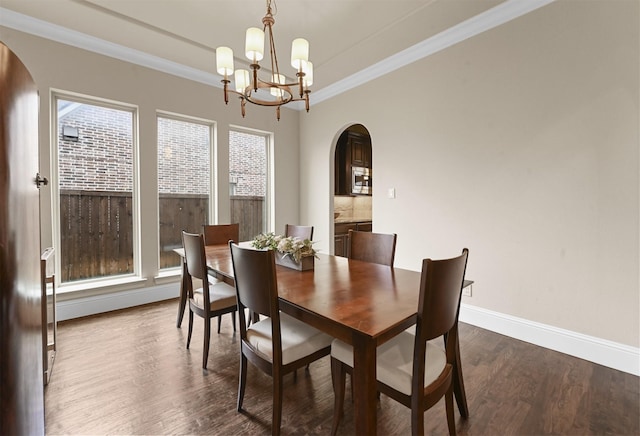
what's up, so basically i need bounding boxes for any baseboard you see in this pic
[56,288,639,376]
[460,303,640,376]
[56,283,179,322]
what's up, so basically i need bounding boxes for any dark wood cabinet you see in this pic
[334,130,372,196]
[334,234,348,257]
[334,221,372,257]
[349,133,371,168]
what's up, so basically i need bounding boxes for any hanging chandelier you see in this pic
[215,0,313,121]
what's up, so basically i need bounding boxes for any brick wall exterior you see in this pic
[229,130,266,197]
[157,117,210,194]
[58,103,133,191]
[59,103,265,197]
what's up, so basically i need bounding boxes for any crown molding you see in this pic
[1,0,555,109]
[312,0,555,104]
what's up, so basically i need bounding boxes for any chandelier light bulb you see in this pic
[245,27,265,62]
[302,61,313,87]
[270,74,285,97]
[235,69,250,93]
[216,46,234,76]
[290,38,309,70]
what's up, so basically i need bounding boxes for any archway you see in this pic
[332,124,372,256]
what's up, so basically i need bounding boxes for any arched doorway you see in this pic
[333,124,372,257]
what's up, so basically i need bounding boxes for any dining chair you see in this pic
[182,231,238,369]
[348,229,397,266]
[284,224,314,241]
[229,241,333,436]
[330,248,469,436]
[202,223,239,332]
[202,223,239,246]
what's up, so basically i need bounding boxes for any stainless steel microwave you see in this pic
[352,166,372,195]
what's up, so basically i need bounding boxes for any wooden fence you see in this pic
[60,191,264,282]
[60,190,134,282]
[230,195,265,242]
[158,193,209,269]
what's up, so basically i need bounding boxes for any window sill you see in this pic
[57,275,148,300]
[155,268,182,284]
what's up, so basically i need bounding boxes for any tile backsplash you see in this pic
[334,196,372,221]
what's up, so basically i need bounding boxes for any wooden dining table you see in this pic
[175,244,471,435]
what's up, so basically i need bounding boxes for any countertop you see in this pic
[334,218,372,224]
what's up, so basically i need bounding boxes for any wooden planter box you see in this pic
[274,251,314,271]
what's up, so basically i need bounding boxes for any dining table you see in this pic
[174,244,472,435]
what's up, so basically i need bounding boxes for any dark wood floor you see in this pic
[45,299,639,435]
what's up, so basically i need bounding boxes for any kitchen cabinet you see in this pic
[349,133,371,168]
[334,130,372,196]
[334,221,372,257]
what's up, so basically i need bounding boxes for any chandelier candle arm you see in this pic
[215,0,313,120]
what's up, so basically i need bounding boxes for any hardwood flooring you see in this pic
[45,299,639,435]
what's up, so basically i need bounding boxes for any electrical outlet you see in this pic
[462,284,472,297]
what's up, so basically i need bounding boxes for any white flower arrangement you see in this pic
[251,232,317,263]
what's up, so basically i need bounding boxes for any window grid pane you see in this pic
[158,116,211,269]
[229,130,267,241]
[57,99,134,282]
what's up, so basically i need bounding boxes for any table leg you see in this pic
[176,258,188,328]
[352,334,377,436]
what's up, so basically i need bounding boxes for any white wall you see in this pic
[1,0,637,373]
[299,1,639,348]
[0,27,301,296]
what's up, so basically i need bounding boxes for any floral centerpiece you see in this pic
[251,232,317,270]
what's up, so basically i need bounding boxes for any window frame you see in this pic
[50,89,141,292]
[228,125,274,235]
[156,110,216,272]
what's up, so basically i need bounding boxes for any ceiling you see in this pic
[0,0,553,103]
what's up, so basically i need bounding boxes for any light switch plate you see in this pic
[388,188,396,199]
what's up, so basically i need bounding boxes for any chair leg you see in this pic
[231,311,236,332]
[410,403,425,436]
[186,309,194,349]
[237,354,247,411]
[217,315,222,334]
[330,357,346,436]
[202,317,211,369]
[445,388,457,436]
[272,373,283,436]
[453,332,469,418]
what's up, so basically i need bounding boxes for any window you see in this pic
[229,129,270,241]
[157,114,213,269]
[54,94,138,283]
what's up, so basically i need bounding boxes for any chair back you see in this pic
[348,229,397,266]
[416,248,469,342]
[229,242,279,322]
[202,223,239,245]
[182,231,208,282]
[284,224,314,241]
[182,231,210,305]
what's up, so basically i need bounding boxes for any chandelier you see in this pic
[215,0,313,121]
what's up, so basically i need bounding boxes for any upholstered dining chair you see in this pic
[348,229,397,266]
[330,248,469,436]
[202,223,239,332]
[229,241,333,436]
[284,224,314,241]
[182,231,238,369]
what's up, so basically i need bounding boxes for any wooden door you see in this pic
[0,42,44,434]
